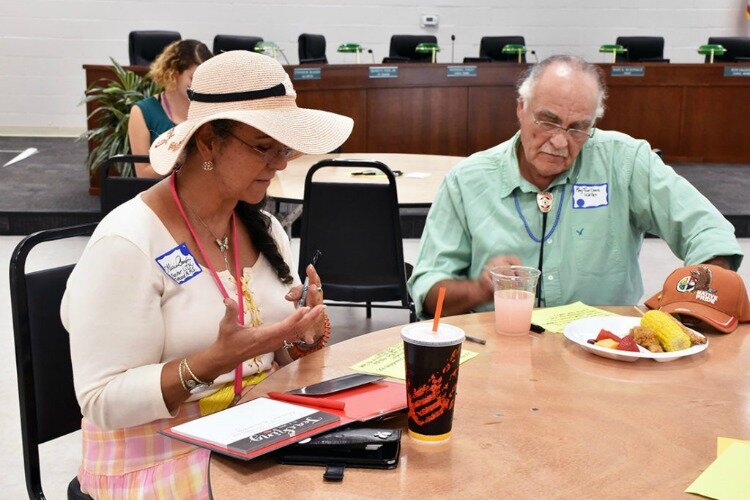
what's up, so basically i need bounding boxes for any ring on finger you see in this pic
[283,340,294,349]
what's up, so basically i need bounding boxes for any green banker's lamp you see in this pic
[698,44,726,64]
[337,43,363,63]
[415,42,441,63]
[254,41,290,65]
[501,43,527,64]
[599,44,627,64]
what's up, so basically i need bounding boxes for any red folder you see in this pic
[161,380,406,461]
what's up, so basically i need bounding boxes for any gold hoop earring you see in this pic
[202,160,214,171]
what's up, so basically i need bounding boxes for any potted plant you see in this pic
[79,58,160,177]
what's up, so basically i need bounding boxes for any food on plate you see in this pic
[630,326,664,353]
[677,321,707,346]
[594,338,620,349]
[640,310,691,352]
[595,329,622,343]
[589,332,639,352]
[616,335,639,352]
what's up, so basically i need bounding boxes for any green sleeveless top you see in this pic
[134,96,175,144]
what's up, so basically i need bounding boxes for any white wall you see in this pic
[1,0,748,135]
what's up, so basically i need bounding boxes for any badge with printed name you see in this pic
[156,243,202,284]
[572,183,608,209]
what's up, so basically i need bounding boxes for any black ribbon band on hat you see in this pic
[187,83,286,103]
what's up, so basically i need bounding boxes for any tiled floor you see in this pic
[2,235,749,499]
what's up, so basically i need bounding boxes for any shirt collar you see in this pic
[496,132,580,198]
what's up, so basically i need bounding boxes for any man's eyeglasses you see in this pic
[533,119,595,140]
[226,130,296,163]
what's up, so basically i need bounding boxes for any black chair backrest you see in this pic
[213,34,264,54]
[384,34,438,62]
[706,36,750,62]
[299,160,410,305]
[128,30,181,66]
[298,33,328,64]
[100,155,159,216]
[479,36,526,62]
[615,36,668,62]
[10,223,98,499]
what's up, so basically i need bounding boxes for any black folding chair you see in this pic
[99,154,159,216]
[128,30,181,66]
[10,223,98,500]
[298,159,416,322]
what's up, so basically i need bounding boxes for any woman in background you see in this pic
[128,39,212,178]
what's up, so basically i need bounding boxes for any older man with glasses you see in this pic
[408,54,742,319]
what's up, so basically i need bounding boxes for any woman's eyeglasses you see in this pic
[226,130,296,163]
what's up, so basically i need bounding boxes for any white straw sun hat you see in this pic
[149,50,353,175]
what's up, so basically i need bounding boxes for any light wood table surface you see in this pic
[270,153,465,207]
[208,308,750,498]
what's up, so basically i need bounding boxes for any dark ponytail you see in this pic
[235,200,293,284]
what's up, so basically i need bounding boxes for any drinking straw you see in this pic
[432,286,446,333]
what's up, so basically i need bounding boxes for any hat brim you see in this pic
[149,107,354,175]
[658,301,738,334]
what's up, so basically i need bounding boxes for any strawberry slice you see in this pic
[617,334,640,352]
[595,329,622,343]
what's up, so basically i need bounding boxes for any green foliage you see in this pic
[78,58,161,177]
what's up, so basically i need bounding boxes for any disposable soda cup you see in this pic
[401,323,465,443]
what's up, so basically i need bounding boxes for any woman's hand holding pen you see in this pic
[205,297,325,375]
[285,263,327,344]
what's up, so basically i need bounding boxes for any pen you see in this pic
[298,249,322,307]
[464,334,486,345]
[530,323,545,334]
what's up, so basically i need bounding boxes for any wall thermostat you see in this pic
[420,14,439,27]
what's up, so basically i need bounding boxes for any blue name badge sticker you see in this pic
[572,183,609,209]
[156,243,202,284]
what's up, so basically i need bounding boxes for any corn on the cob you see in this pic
[640,310,691,352]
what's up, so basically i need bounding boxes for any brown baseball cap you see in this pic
[644,264,750,333]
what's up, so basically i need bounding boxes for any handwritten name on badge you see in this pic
[572,183,609,209]
[156,243,202,284]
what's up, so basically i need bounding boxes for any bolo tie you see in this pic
[513,186,566,307]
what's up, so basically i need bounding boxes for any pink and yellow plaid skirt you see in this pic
[78,402,209,499]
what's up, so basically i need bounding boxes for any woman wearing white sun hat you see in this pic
[62,50,353,498]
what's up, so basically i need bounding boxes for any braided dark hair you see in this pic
[235,199,293,284]
[182,119,293,283]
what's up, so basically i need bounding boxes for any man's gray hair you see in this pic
[517,55,607,119]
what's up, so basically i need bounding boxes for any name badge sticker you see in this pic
[156,243,202,284]
[572,183,609,209]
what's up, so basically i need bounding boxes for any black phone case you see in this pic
[276,427,401,469]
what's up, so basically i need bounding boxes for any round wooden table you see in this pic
[270,153,465,207]
[208,308,750,498]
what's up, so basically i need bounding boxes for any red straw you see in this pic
[432,287,446,333]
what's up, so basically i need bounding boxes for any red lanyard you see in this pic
[169,173,244,397]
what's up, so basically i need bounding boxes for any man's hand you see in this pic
[702,256,733,270]
[479,255,523,297]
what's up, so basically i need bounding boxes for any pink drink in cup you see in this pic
[490,266,541,335]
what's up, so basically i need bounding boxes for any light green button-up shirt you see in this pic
[408,130,743,318]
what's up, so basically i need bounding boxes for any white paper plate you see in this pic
[562,315,708,363]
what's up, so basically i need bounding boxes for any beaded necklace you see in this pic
[513,185,566,243]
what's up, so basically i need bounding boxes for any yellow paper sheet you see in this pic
[685,441,750,499]
[530,301,618,332]
[718,436,749,456]
[350,343,478,380]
